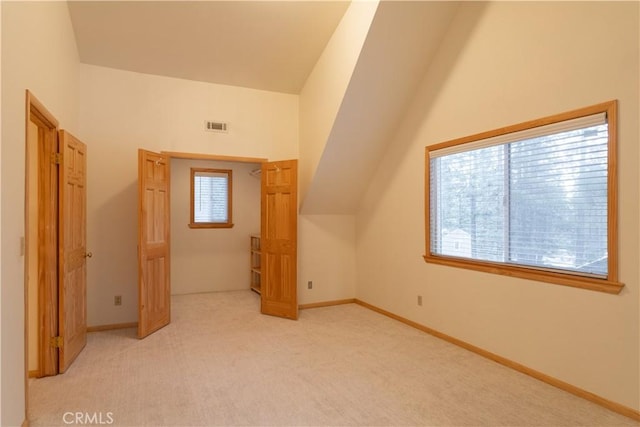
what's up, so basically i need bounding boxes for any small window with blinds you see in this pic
[425,101,623,294]
[190,168,233,229]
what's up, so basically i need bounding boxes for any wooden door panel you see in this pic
[138,150,170,338]
[265,193,292,240]
[263,253,294,298]
[261,160,298,320]
[58,130,87,373]
[36,120,59,377]
[140,257,169,332]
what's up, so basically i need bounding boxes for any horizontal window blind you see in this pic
[194,171,229,223]
[430,115,609,278]
[429,112,606,159]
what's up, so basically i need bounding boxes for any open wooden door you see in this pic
[137,149,171,338]
[31,98,60,377]
[260,159,298,319]
[57,130,88,373]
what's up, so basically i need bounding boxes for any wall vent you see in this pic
[204,121,228,133]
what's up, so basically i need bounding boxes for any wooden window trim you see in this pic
[424,100,623,294]
[189,167,233,229]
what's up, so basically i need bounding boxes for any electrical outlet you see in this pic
[114,295,122,306]
[308,281,313,290]
[417,295,422,306]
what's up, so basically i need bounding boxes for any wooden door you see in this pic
[57,130,88,373]
[137,149,171,338]
[260,160,298,319]
[32,109,59,377]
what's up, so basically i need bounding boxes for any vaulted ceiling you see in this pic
[67,1,350,94]
[67,1,460,214]
[300,1,461,213]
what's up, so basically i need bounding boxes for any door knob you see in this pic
[85,252,93,258]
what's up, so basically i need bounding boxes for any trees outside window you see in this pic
[425,101,622,294]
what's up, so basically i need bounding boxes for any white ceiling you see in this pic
[67,1,350,94]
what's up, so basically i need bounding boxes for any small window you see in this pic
[425,101,622,294]
[190,168,233,228]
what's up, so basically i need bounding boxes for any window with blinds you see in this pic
[425,101,622,294]
[190,168,233,228]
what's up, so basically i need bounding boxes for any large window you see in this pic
[190,168,233,228]
[425,101,622,294]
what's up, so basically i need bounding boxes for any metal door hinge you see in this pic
[50,336,63,348]
[51,153,61,164]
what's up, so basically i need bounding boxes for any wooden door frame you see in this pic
[162,153,299,321]
[24,90,60,422]
[143,151,267,326]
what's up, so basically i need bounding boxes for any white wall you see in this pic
[171,158,261,295]
[356,1,639,411]
[1,2,80,425]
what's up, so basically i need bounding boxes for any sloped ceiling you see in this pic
[67,1,350,94]
[301,1,460,214]
[68,0,460,215]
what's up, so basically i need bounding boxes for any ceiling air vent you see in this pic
[204,120,228,133]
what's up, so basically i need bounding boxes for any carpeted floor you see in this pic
[28,290,638,426]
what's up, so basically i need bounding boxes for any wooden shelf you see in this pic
[250,235,261,294]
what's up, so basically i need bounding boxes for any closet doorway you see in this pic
[137,150,298,339]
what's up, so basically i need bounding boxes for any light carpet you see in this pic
[28,290,638,426]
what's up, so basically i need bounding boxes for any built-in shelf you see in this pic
[250,234,261,294]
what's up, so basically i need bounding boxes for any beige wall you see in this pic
[298,215,357,305]
[299,0,378,203]
[294,0,377,301]
[294,1,374,303]
[171,158,261,295]
[1,2,80,425]
[356,1,639,411]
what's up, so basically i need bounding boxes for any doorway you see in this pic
[25,91,60,380]
[137,151,299,338]
[25,91,89,423]
[170,157,262,296]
